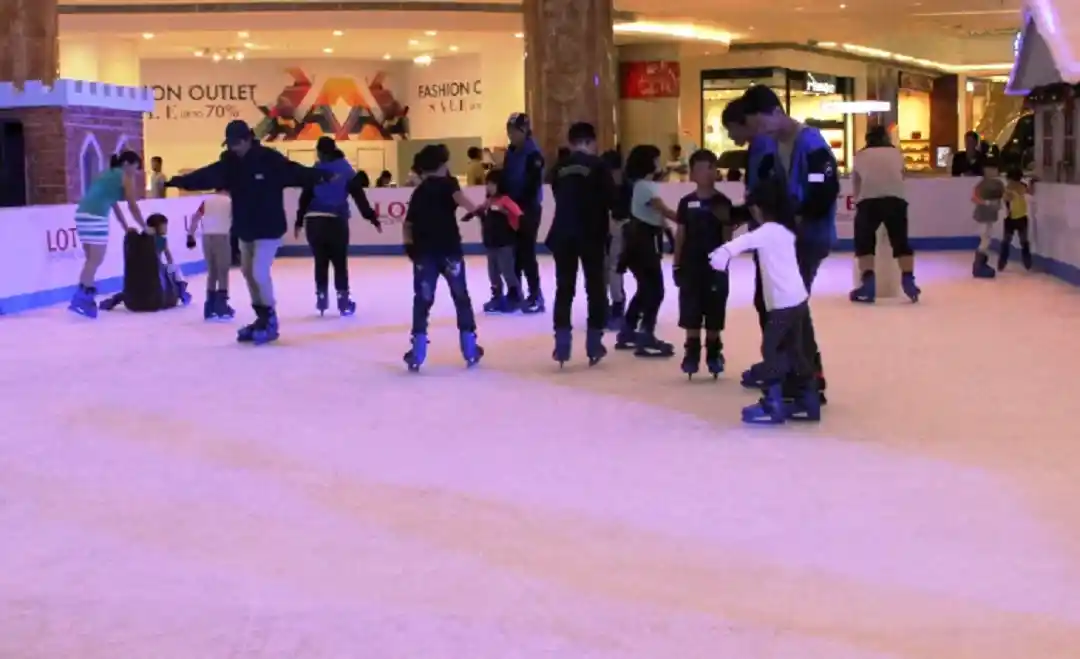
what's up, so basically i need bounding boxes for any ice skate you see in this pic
[176,281,192,306]
[252,306,280,345]
[606,301,625,331]
[482,293,505,314]
[785,383,822,422]
[459,330,484,367]
[681,338,701,379]
[849,271,875,304]
[901,272,921,302]
[634,332,675,359]
[236,321,256,342]
[705,337,725,379]
[215,291,236,321]
[586,329,607,366]
[337,291,356,317]
[997,243,1011,271]
[203,291,219,320]
[403,333,428,372]
[742,384,787,425]
[315,290,329,316]
[552,328,572,366]
[972,252,996,279]
[98,292,122,312]
[741,366,765,389]
[1021,243,1033,270]
[521,292,545,315]
[614,324,638,351]
[68,286,98,319]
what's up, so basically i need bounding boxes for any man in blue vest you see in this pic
[742,85,838,404]
[503,112,546,314]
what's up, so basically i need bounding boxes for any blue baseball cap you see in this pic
[223,119,253,146]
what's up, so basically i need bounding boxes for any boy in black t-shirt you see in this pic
[401,145,486,372]
[672,149,742,379]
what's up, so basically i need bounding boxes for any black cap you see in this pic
[223,119,253,146]
[507,112,531,133]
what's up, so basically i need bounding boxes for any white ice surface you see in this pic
[3,253,1080,658]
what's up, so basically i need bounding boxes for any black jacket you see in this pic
[546,151,614,249]
[168,144,329,241]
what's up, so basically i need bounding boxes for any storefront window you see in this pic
[700,68,853,173]
[897,87,932,171]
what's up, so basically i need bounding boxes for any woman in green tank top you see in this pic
[69,150,147,318]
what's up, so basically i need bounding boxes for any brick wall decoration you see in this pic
[0,105,145,204]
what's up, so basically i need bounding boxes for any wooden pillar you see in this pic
[0,0,60,89]
[522,0,617,161]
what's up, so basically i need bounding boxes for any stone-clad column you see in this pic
[522,0,617,160]
[0,0,60,89]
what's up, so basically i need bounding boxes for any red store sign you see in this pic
[620,61,680,99]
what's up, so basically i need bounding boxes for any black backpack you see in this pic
[122,232,178,312]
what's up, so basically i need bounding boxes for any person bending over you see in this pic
[673,149,745,379]
[615,144,679,358]
[546,122,615,367]
[401,145,486,372]
[100,213,192,311]
[295,136,382,317]
[167,119,331,345]
[710,178,821,425]
[741,85,838,403]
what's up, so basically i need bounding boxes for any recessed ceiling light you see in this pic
[243,42,254,49]
[235,52,245,60]
[323,48,333,54]
[212,53,222,62]
[839,3,846,7]
[514,32,524,38]
[408,39,419,45]
[449,45,459,51]
[383,53,391,60]
[238,31,249,38]
[142,33,154,39]
[333,30,343,36]
[414,54,433,65]
[749,25,755,30]
[425,30,437,36]
[194,49,205,57]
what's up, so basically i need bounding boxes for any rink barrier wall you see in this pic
[0,197,208,314]
[4,179,1079,314]
[990,182,1080,287]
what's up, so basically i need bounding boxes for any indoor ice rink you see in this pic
[3,253,1080,658]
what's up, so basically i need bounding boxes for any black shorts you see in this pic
[678,270,729,331]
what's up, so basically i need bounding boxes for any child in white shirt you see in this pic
[710,179,820,424]
[187,190,235,320]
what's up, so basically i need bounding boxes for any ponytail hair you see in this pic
[111,150,142,169]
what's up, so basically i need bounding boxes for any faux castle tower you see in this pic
[0,80,154,205]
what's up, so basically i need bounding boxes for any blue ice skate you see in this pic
[785,384,822,422]
[705,338,725,379]
[681,339,701,379]
[482,294,506,314]
[460,330,484,367]
[203,291,219,320]
[315,290,329,316]
[849,271,875,304]
[614,325,638,351]
[901,272,921,302]
[742,384,787,425]
[337,291,356,317]
[68,286,98,319]
[634,332,675,359]
[972,252,996,279]
[404,333,428,372]
[521,293,545,315]
[741,366,765,389]
[177,281,193,306]
[586,328,607,366]
[552,328,573,366]
[215,291,236,320]
[606,301,625,331]
[251,307,280,345]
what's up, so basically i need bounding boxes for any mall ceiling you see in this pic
[57,0,1025,64]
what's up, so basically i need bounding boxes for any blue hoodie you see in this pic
[746,135,774,191]
[502,137,544,209]
[753,127,840,247]
[307,156,356,217]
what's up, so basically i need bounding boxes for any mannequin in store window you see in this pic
[951,130,986,177]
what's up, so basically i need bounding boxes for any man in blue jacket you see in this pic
[742,85,839,405]
[502,112,546,314]
[167,119,331,345]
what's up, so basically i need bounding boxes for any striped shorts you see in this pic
[75,213,109,246]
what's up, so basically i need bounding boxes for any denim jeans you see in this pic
[411,254,477,335]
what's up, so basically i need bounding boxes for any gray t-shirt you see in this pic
[631,179,665,227]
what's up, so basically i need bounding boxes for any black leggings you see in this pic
[623,221,664,333]
[514,208,542,298]
[853,197,913,258]
[552,239,607,331]
[305,214,350,293]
